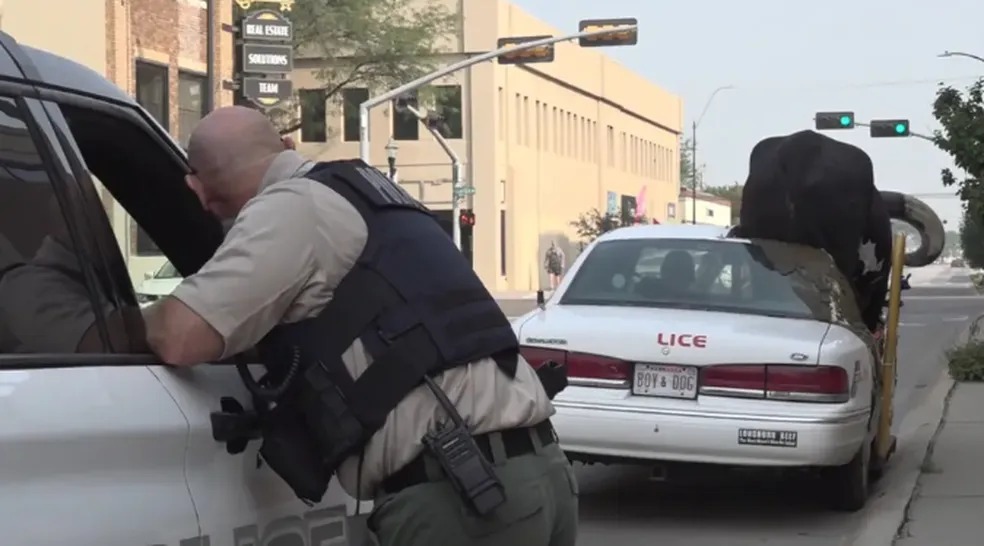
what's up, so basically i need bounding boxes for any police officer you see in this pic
[142,106,578,546]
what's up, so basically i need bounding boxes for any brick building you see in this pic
[0,0,236,280]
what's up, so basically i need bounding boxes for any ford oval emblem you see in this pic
[661,347,671,355]
[790,352,809,362]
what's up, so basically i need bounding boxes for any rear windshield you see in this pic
[560,238,846,321]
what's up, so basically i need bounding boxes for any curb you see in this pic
[846,315,983,546]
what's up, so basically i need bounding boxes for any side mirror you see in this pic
[536,289,545,308]
[143,271,154,280]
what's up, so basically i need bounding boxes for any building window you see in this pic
[177,71,207,147]
[606,125,614,166]
[392,92,419,141]
[497,87,505,141]
[707,208,715,217]
[667,203,676,218]
[500,210,507,276]
[298,89,327,142]
[523,96,530,145]
[135,61,168,130]
[432,85,463,139]
[341,87,368,142]
[514,94,521,143]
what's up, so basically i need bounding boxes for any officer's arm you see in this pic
[144,182,321,366]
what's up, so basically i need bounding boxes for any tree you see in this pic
[570,208,650,248]
[703,182,743,223]
[932,78,984,218]
[960,207,984,268]
[260,0,459,134]
[679,137,704,189]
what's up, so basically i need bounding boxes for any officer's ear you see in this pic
[281,136,296,150]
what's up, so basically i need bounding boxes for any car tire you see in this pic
[823,441,870,512]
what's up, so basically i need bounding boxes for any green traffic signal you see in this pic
[870,119,910,138]
[815,111,855,130]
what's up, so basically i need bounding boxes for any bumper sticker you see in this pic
[738,428,798,448]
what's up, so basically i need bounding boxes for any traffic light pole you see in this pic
[691,120,697,224]
[854,121,934,142]
[357,24,638,163]
[404,104,464,250]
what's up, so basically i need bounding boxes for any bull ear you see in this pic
[879,190,945,267]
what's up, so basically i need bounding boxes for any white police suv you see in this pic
[0,32,364,545]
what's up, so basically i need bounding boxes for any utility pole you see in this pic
[689,85,734,224]
[204,0,215,113]
[691,120,697,224]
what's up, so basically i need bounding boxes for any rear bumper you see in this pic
[552,400,870,467]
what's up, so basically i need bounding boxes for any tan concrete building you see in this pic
[291,0,683,292]
[0,0,236,282]
[678,189,733,227]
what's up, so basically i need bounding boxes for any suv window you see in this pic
[0,95,114,353]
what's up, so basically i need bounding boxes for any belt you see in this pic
[380,419,556,496]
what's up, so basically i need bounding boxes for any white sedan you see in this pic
[514,224,881,511]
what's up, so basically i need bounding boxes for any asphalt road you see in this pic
[497,280,984,545]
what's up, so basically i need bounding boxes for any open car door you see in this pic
[0,32,368,544]
[0,34,198,545]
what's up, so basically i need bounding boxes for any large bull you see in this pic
[731,130,944,332]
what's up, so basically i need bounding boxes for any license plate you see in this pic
[632,364,698,399]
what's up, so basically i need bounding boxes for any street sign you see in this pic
[496,35,555,65]
[578,18,638,47]
[454,186,476,197]
[241,10,293,42]
[241,43,293,74]
[242,77,293,107]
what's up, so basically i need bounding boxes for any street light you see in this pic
[385,139,398,180]
[690,85,734,224]
[938,50,984,64]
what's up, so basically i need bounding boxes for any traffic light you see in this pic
[815,111,855,130]
[578,18,639,47]
[497,35,555,65]
[459,210,476,226]
[870,119,910,137]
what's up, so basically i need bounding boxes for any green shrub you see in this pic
[947,339,984,381]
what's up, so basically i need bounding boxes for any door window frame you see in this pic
[0,85,119,358]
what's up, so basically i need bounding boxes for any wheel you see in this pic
[822,441,870,512]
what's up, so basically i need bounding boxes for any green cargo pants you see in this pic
[367,435,578,546]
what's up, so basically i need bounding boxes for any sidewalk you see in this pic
[894,382,984,545]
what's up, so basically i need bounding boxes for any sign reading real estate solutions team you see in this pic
[237,7,294,108]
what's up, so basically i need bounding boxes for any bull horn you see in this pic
[879,190,945,267]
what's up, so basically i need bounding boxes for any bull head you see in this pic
[878,191,945,267]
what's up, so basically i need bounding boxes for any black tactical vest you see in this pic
[249,159,519,501]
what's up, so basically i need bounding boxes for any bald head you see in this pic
[185,106,288,219]
[187,106,283,176]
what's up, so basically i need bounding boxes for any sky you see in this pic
[513,0,983,228]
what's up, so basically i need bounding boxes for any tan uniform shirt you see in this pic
[171,151,553,499]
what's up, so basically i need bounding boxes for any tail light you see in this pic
[699,364,850,403]
[520,346,630,388]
